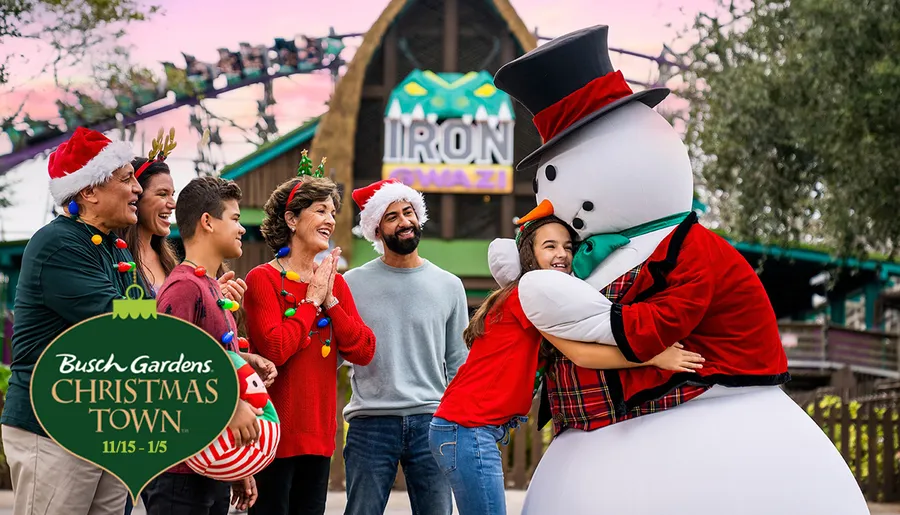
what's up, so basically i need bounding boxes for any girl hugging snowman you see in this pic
[428,215,704,515]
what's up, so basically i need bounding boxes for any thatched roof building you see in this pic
[308,0,536,260]
[218,0,544,300]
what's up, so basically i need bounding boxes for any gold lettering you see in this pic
[161,409,181,433]
[160,380,181,401]
[205,379,219,404]
[51,379,72,404]
[99,380,113,402]
[108,409,130,430]
[90,408,110,432]
[143,379,160,402]
[124,379,138,404]
[183,380,203,404]
[131,409,159,432]
[74,379,95,403]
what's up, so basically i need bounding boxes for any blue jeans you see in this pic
[344,414,452,515]
[428,416,527,515]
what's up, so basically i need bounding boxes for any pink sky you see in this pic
[0,0,717,240]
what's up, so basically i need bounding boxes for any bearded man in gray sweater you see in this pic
[341,179,469,515]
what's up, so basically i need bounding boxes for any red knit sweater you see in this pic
[243,263,376,458]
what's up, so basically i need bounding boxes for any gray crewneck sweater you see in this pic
[341,258,469,421]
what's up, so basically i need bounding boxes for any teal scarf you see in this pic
[571,211,690,279]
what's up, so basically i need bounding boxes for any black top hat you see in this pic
[494,25,669,170]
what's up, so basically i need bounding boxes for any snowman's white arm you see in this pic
[517,270,617,344]
[610,259,715,363]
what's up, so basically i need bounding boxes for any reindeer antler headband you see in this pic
[135,127,178,178]
[286,149,327,208]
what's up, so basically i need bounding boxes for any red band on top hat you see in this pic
[532,70,634,144]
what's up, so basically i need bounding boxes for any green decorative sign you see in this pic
[31,292,239,503]
[382,70,516,194]
[385,70,514,122]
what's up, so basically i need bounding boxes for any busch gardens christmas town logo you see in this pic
[30,287,239,502]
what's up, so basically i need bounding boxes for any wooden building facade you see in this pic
[219,0,543,303]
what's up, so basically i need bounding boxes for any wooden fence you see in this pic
[804,392,899,502]
[780,322,900,377]
[327,369,900,502]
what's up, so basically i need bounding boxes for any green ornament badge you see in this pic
[30,286,239,503]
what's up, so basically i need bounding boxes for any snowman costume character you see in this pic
[488,26,869,515]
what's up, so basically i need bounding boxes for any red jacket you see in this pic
[610,213,790,409]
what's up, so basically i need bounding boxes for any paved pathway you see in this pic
[0,489,896,514]
[0,489,525,514]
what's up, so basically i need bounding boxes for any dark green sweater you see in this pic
[1,216,144,436]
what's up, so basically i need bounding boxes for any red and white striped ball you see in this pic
[185,417,280,481]
[186,353,281,480]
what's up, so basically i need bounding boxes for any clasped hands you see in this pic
[304,247,342,308]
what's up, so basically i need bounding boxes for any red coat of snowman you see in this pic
[488,25,868,515]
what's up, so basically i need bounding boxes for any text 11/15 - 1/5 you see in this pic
[102,440,167,454]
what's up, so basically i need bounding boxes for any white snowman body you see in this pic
[491,103,869,515]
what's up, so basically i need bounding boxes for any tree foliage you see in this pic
[681,0,900,258]
[0,0,159,87]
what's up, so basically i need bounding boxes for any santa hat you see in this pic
[48,127,134,206]
[352,179,428,254]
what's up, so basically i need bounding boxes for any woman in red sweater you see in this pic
[431,216,704,515]
[242,172,376,515]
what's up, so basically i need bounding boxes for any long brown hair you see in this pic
[463,216,577,348]
[122,158,178,292]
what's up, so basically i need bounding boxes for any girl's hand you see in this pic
[648,343,705,372]
[306,256,333,306]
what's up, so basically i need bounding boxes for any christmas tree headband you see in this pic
[135,127,177,178]
[286,149,327,207]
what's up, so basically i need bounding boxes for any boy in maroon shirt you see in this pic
[145,177,277,515]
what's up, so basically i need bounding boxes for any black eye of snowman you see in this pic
[544,164,557,181]
[532,176,538,194]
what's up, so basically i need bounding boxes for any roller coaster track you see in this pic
[0,69,333,174]
[0,30,682,176]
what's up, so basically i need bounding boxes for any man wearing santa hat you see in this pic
[340,179,469,515]
[1,127,142,515]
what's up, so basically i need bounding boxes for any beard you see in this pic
[383,224,421,255]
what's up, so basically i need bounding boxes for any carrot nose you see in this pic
[517,199,554,225]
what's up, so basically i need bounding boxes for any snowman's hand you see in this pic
[488,238,520,287]
[519,270,615,344]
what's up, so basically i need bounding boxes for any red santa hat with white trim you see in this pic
[352,179,428,254]
[48,127,135,206]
